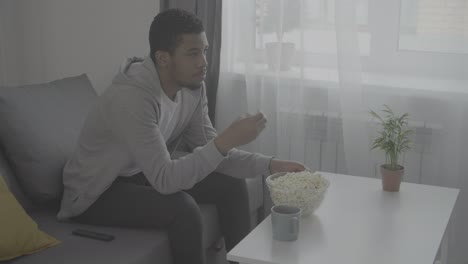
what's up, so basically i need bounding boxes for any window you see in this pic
[226,0,467,89]
[255,0,370,59]
[399,0,468,54]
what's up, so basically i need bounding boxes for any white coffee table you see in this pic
[228,172,459,264]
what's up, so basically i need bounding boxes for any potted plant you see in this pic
[370,105,413,192]
[256,0,301,71]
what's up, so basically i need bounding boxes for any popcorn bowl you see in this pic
[266,171,330,216]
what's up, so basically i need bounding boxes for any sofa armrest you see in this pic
[245,176,265,229]
[262,174,273,220]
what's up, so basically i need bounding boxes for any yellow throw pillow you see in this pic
[0,175,60,261]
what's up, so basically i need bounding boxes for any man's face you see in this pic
[167,32,209,90]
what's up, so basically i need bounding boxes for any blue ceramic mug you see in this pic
[271,205,302,241]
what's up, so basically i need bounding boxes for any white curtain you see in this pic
[216,0,468,263]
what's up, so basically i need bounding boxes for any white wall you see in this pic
[0,0,159,93]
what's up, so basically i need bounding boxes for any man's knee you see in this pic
[171,192,203,227]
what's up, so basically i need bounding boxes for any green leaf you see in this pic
[369,105,413,158]
[369,110,384,123]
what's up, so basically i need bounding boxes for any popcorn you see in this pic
[267,171,329,216]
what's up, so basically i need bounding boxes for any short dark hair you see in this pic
[149,8,205,63]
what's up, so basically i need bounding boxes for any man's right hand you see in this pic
[214,112,267,155]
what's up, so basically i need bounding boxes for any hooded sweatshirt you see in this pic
[57,57,272,220]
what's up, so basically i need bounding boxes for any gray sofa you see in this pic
[0,74,266,264]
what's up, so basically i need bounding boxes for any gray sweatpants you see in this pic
[72,172,251,264]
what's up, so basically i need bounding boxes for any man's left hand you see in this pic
[269,159,306,174]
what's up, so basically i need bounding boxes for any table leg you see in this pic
[435,219,450,264]
[440,227,449,264]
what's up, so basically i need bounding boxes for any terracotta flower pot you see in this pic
[380,165,404,192]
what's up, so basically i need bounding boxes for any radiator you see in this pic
[277,110,443,184]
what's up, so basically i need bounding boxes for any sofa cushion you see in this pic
[0,175,60,261]
[0,148,32,211]
[5,204,221,264]
[0,74,97,203]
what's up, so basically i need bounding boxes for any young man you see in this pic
[58,8,305,264]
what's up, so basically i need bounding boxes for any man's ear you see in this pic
[155,51,170,67]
